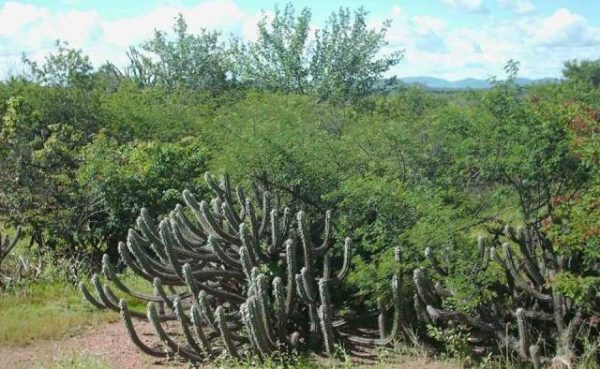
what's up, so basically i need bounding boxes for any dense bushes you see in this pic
[0,4,599,366]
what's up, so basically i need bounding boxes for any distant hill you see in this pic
[396,76,559,90]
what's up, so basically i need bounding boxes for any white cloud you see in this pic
[498,0,535,15]
[0,0,252,72]
[515,1,535,15]
[0,2,48,38]
[1,1,599,81]
[441,0,488,14]
[534,8,600,47]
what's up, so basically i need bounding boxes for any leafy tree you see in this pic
[234,3,402,101]
[563,59,600,88]
[126,14,231,94]
[310,7,402,101]
[233,4,312,93]
[76,134,209,253]
[22,40,94,89]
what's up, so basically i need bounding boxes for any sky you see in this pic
[0,0,599,80]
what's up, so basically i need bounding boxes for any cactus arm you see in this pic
[502,243,552,302]
[258,191,271,237]
[255,274,276,347]
[247,297,275,355]
[205,172,225,199]
[197,291,217,329]
[516,308,530,359]
[174,298,204,356]
[268,209,281,255]
[529,345,542,369]
[335,238,352,281]
[425,305,496,334]
[91,274,120,311]
[215,306,240,358]
[272,277,287,343]
[118,300,169,357]
[103,254,191,303]
[245,199,261,246]
[147,302,203,362]
[190,303,214,355]
[413,268,439,307]
[285,239,297,317]
[153,278,175,308]
[199,200,241,245]
[318,279,335,355]
[313,210,333,256]
[79,282,107,309]
[297,211,314,277]
[208,236,242,269]
[174,203,206,239]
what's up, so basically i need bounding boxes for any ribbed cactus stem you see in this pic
[153,277,174,307]
[204,171,223,197]
[256,273,276,346]
[147,302,202,361]
[198,291,216,329]
[285,239,297,316]
[269,209,281,253]
[336,238,352,281]
[516,308,530,359]
[247,296,274,354]
[413,268,438,306]
[190,303,212,354]
[182,263,199,300]
[215,306,239,358]
[239,245,253,281]
[245,198,259,243]
[318,278,335,355]
[118,299,167,357]
[297,211,314,276]
[272,277,287,342]
[174,297,203,355]
[529,344,541,369]
[378,297,387,340]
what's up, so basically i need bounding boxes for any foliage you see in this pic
[233,4,402,101]
[125,14,232,94]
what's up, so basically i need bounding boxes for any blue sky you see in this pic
[1,0,600,79]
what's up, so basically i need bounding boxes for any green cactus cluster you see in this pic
[81,172,404,361]
[81,173,595,367]
[412,224,592,368]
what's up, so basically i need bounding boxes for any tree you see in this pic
[233,3,402,101]
[310,8,402,101]
[563,59,600,88]
[126,14,231,94]
[22,40,94,89]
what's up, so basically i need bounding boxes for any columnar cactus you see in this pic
[81,173,404,362]
[412,224,595,367]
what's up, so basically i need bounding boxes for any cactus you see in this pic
[81,172,404,362]
[412,224,594,367]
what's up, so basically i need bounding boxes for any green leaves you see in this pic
[233,4,402,102]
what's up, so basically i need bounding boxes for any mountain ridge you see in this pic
[398,76,559,90]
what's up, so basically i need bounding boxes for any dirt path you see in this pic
[0,320,192,369]
[0,321,457,369]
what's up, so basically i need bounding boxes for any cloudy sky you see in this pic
[0,0,599,80]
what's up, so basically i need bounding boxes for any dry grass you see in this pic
[0,281,117,346]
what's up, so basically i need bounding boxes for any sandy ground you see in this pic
[0,320,189,369]
[0,321,458,369]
